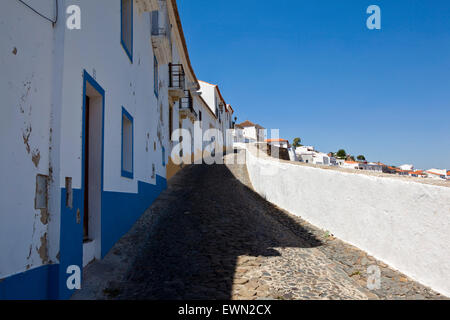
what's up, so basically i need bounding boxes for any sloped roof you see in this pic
[198,80,226,105]
[236,120,264,129]
[265,139,288,143]
[409,171,426,176]
[426,170,446,176]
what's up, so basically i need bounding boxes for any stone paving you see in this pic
[72,153,447,300]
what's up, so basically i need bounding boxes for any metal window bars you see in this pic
[169,63,185,90]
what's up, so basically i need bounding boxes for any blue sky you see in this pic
[178,0,450,169]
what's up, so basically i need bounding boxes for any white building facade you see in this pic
[198,80,234,153]
[234,120,266,143]
[0,0,214,300]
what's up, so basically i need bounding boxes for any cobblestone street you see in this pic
[72,153,447,300]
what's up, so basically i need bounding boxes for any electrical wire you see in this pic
[17,0,58,26]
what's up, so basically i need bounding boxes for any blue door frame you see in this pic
[58,70,105,299]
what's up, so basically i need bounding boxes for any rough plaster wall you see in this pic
[245,147,450,296]
[0,0,55,278]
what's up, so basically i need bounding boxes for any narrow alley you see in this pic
[72,153,445,300]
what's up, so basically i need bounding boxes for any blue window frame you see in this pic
[162,146,166,167]
[121,0,133,63]
[121,107,134,179]
[154,55,159,97]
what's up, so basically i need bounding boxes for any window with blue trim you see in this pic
[121,107,134,178]
[154,55,159,97]
[162,146,166,167]
[121,0,133,62]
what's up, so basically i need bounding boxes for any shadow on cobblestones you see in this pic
[73,153,447,300]
[119,163,323,300]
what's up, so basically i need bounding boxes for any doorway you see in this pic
[82,71,104,267]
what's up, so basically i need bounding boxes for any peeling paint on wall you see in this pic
[37,233,48,264]
[40,209,49,225]
[26,245,32,261]
[18,75,43,168]
[22,125,32,154]
[31,149,40,167]
[19,79,32,114]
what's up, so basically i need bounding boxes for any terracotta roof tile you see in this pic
[236,120,264,129]
[265,139,288,142]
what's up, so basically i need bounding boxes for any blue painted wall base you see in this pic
[0,264,59,300]
[0,176,166,300]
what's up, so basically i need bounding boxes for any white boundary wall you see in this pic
[245,147,450,296]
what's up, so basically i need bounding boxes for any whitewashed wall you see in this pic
[59,0,166,193]
[245,147,450,296]
[193,96,216,158]
[0,0,56,279]
[199,81,216,115]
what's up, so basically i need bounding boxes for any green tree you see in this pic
[357,155,366,161]
[336,149,347,159]
[292,137,302,147]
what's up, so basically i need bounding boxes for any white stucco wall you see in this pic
[0,0,56,278]
[198,81,216,116]
[193,96,219,154]
[0,0,170,280]
[59,0,167,193]
[245,147,450,296]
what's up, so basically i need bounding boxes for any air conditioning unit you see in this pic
[135,0,159,14]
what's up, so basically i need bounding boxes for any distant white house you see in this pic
[340,161,382,172]
[399,164,414,171]
[408,170,427,178]
[295,146,315,164]
[233,120,265,143]
[294,147,336,166]
[425,169,448,180]
[312,152,333,166]
[265,138,290,148]
[361,162,383,172]
[265,139,298,162]
[341,161,360,169]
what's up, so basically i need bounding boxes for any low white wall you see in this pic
[245,147,450,296]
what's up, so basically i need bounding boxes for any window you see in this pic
[169,105,173,138]
[178,120,183,157]
[162,146,166,167]
[121,107,134,178]
[121,0,133,62]
[199,110,202,122]
[154,55,159,97]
